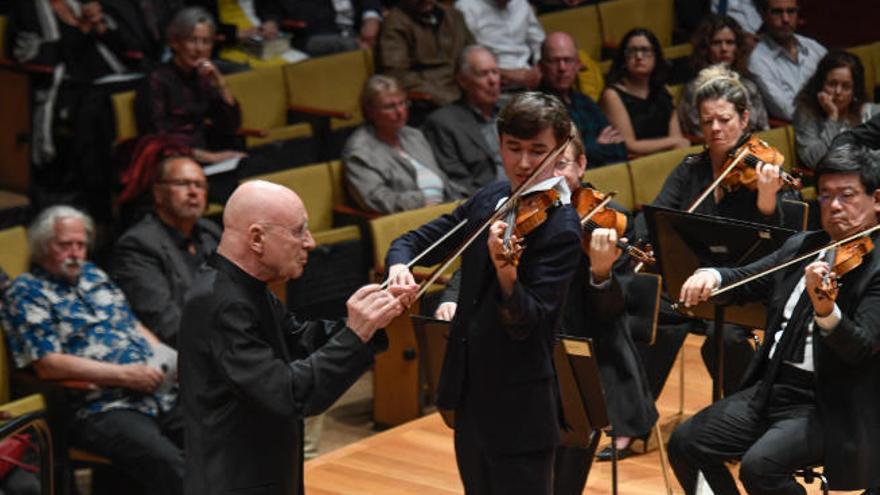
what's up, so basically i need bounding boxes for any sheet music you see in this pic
[203,157,241,176]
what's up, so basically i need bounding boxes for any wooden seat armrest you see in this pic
[407,91,434,102]
[768,117,791,128]
[0,59,55,75]
[281,19,307,30]
[333,204,383,221]
[55,380,99,391]
[236,127,269,138]
[288,104,352,120]
[685,134,705,145]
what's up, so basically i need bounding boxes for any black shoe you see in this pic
[595,435,648,462]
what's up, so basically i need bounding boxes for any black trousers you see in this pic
[668,366,823,495]
[553,432,601,495]
[69,408,184,495]
[454,404,555,495]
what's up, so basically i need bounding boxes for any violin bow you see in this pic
[410,127,577,302]
[672,224,880,311]
[379,218,468,290]
[579,191,617,228]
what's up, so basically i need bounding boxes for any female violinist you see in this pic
[385,93,582,495]
[636,65,790,399]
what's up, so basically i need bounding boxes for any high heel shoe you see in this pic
[595,433,649,462]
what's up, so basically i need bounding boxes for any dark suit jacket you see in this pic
[111,214,220,346]
[831,111,880,150]
[180,254,386,494]
[717,230,880,490]
[387,180,582,453]
[422,100,500,198]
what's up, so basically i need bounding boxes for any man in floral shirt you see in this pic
[1,205,182,495]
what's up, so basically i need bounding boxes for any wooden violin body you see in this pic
[571,187,655,265]
[814,236,875,300]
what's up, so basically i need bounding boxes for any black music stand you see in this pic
[553,336,617,493]
[410,315,451,412]
[642,205,796,401]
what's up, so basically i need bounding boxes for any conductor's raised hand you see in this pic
[346,284,407,342]
[678,270,720,308]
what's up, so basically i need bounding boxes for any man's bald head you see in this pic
[218,180,315,283]
[540,32,581,95]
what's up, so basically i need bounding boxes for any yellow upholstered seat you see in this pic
[112,91,138,144]
[630,145,703,208]
[847,44,876,103]
[598,0,674,50]
[224,66,313,148]
[583,162,635,211]
[283,49,373,131]
[538,5,603,61]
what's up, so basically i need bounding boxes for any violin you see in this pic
[498,189,561,266]
[719,134,803,192]
[688,134,803,213]
[572,187,655,265]
[814,236,875,300]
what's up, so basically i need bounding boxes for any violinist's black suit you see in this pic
[387,181,582,494]
[668,230,880,494]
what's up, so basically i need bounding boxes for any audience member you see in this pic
[7,0,141,219]
[180,180,414,494]
[280,0,382,56]
[1,206,183,495]
[748,0,827,121]
[600,28,690,156]
[343,75,459,213]
[134,7,246,166]
[710,0,762,39]
[794,50,880,169]
[185,0,307,66]
[678,14,769,138]
[101,0,186,69]
[421,45,503,198]
[111,157,221,348]
[454,0,544,91]
[377,0,474,110]
[539,32,626,167]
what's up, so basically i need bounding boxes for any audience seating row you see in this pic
[538,0,691,63]
[846,41,880,101]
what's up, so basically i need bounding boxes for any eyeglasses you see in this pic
[544,56,578,67]
[157,179,207,190]
[817,189,865,205]
[260,221,311,241]
[624,46,654,59]
[768,7,799,16]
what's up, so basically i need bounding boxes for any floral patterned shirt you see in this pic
[1,262,176,418]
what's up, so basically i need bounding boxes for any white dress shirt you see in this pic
[454,0,545,70]
[748,33,827,121]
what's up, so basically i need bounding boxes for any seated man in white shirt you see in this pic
[747,0,826,121]
[454,0,544,91]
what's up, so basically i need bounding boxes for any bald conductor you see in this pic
[179,180,417,495]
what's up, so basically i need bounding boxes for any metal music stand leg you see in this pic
[610,433,618,495]
[713,306,726,402]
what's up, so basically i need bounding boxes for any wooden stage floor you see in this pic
[304,335,857,494]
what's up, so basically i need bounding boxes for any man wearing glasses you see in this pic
[111,156,221,348]
[748,0,826,120]
[669,145,880,495]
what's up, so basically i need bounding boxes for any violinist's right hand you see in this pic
[435,302,458,321]
[678,269,720,308]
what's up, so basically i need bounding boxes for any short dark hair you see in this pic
[754,0,800,14]
[816,144,880,193]
[605,28,669,94]
[497,92,572,144]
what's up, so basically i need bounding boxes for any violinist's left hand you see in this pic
[488,220,517,297]
[804,260,836,317]
[755,161,783,215]
[588,228,621,283]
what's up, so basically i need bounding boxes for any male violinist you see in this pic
[669,144,880,495]
[432,135,659,494]
[386,92,582,494]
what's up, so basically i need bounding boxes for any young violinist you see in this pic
[385,92,582,495]
[636,64,789,398]
[433,136,660,493]
[670,144,880,495]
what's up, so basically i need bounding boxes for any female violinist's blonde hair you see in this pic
[693,64,750,116]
